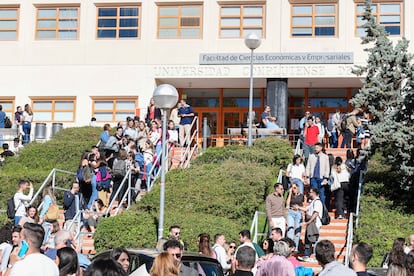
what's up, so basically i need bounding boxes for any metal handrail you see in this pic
[250,210,267,244]
[29,168,77,206]
[180,116,199,169]
[105,169,132,217]
[345,212,354,266]
[277,169,285,183]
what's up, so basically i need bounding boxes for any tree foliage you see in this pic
[351,0,414,188]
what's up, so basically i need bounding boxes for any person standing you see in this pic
[169,102,182,131]
[63,182,87,237]
[21,104,33,144]
[0,105,6,128]
[177,99,194,147]
[341,108,360,149]
[233,246,256,276]
[4,223,59,276]
[306,142,330,205]
[285,183,305,252]
[315,240,357,276]
[331,110,341,148]
[168,225,188,251]
[261,106,271,128]
[145,98,162,127]
[265,183,287,237]
[303,117,319,165]
[163,239,198,276]
[296,187,323,262]
[13,180,34,225]
[213,233,231,274]
[350,242,374,276]
[0,225,22,274]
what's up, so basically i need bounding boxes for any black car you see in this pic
[92,248,224,276]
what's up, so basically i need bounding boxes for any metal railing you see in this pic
[29,168,77,206]
[105,169,133,217]
[344,212,355,267]
[179,116,199,169]
[250,210,267,244]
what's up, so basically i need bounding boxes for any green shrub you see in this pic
[355,195,413,267]
[0,127,101,217]
[94,139,293,252]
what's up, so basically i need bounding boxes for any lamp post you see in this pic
[152,84,179,240]
[244,33,261,147]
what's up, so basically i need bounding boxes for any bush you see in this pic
[355,195,413,267]
[0,127,101,217]
[94,138,293,252]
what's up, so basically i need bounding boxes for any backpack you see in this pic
[96,165,112,191]
[6,196,16,219]
[112,158,127,177]
[82,166,94,183]
[317,199,331,225]
[4,116,12,128]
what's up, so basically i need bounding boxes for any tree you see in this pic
[351,0,414,189]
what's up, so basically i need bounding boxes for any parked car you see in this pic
[92,248,224,276]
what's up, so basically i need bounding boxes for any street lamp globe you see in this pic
[244,33,261,50]
[153,84,179,109]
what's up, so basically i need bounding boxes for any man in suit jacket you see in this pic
[306,143,330,204]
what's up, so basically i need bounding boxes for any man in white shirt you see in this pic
[4,222,59,276]
[297,187,323,262]
[13,180,34,225]
[213,233,231,273]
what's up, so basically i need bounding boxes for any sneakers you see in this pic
[337,215,344,219]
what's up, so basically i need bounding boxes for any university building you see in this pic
[0,0,412,136]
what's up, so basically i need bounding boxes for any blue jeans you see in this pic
[14,216,22,225]
[88,175,98,208]
[303,144,315,165]
[287,209,302,251]
[311,177,326,204]
[330,131,338,148]
[22,122,31,144]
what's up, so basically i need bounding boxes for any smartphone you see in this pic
[18,240,29,258]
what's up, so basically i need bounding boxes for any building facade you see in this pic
[0,0,412,136]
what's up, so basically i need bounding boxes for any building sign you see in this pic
[199,52,353,65]
[153,64,354,77]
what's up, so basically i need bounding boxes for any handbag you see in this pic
[45,204,60,221]
[330,173,341,192]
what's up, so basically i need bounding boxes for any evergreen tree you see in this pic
[351,0,414,187]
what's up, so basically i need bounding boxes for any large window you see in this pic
[97,5,140,39]
[157,5,202,39]
[92,97,138,122]
[291,4,337,37]
[356,2,402,36]
[35,6,79,40]
[32,97,76,122]
[220,4,265,38]
[0,98,14,119]
[0,6,19,40]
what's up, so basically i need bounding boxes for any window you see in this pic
[0,98,14,119]
[220,4,265,38]
[0,6,19,40]
[31,97,76,122]
[291,4,337,37]
[157,4,202,39]
[35,6,79,40]
[92,97,138,122]
[97,5,140,39]
[356,2,402,36]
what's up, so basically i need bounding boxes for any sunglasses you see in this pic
[172,253,182,258]
[174,232,180,236]
[229,245,236,249]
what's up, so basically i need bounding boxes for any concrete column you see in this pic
[266,78,288,129]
